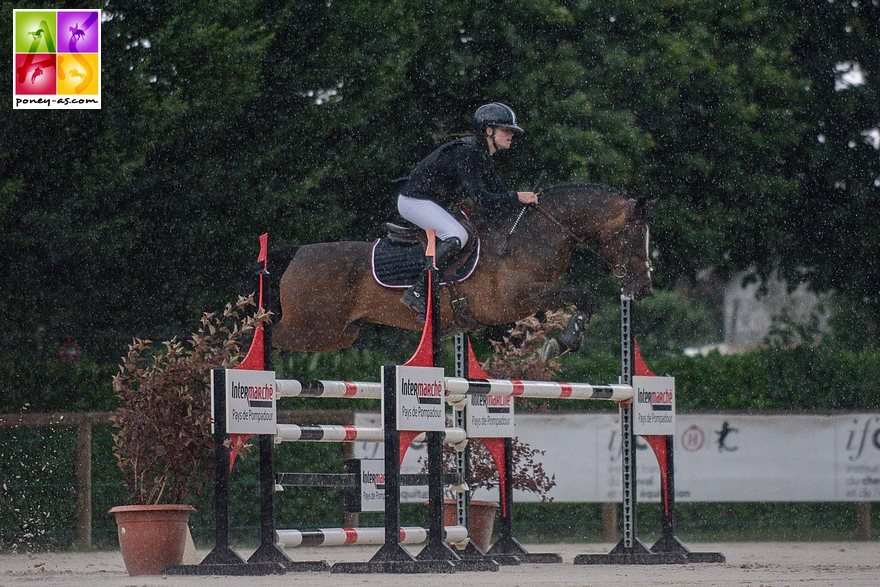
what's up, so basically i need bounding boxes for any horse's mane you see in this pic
[540,183,629,210]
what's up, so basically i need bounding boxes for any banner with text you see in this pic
[466,393,515,438]
[355,412,880,503]
[633,375,675,436]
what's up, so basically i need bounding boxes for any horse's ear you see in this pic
[633,196,654,222]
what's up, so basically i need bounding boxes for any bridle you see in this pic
[534,200,652,281]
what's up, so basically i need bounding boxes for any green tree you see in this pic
[2,0,879,408]
[1,0,275,366]
[779,0,880,337]
[584,0,808,289]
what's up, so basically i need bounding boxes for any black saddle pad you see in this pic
[371,238,480,288]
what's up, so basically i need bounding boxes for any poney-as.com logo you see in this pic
[13,9,101,109]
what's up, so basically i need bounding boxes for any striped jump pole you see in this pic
[333,264,456,574]
[278,378,631,402]
[167,234,326,576]
[445,359,631,564]
[444,336,633,566]
[445,378,632,402]
[635,346,725,564]
[248,235,329,574]
[573,295,684,565]
[453,335,562,565]
[276,379,381,399]
[332,250,496,573]
[449,335,483,563]
[274,424,467,446]
[277,525,469,549]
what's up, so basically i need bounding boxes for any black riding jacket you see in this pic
[400,136,518,211]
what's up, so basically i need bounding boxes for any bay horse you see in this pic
[266,183,653,353]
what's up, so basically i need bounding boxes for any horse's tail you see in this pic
[263,244,300,322]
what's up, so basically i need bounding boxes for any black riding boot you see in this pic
[401,237,462,316]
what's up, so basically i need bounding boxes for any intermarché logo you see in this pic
[13,9,101,109]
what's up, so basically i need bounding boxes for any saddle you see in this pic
[371,213,480,288]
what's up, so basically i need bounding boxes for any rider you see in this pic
[397,102,539,315]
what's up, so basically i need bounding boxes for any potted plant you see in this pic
[436,436,556,551]
[109,296,267,576]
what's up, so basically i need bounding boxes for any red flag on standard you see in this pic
[257,232,268,263]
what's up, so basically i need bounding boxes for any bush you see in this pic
[555,344,880,411]
[0,356,117,413]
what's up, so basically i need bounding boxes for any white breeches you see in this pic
[397,195,469,246]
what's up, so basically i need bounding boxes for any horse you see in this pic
[265,183,653,353]
[69,25,86,43]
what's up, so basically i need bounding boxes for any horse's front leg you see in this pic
[512,282,599,358]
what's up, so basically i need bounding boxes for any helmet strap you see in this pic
[486,126,499,153]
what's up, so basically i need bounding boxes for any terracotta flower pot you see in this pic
[109,504,196,576]
[443,499,499,552]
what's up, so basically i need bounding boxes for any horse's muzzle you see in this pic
[624,273,653,301]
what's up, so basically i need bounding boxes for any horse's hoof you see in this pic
[540,339,561,363]
[560,310,588,352]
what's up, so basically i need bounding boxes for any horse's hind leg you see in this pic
[268,241,372,352]
[552,285,600,355]
[559,310,589,351]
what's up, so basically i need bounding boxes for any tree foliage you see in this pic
[0,0,877,399]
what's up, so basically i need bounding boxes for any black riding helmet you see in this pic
[473,103,524,136]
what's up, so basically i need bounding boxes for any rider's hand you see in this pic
[517,191,538,205]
